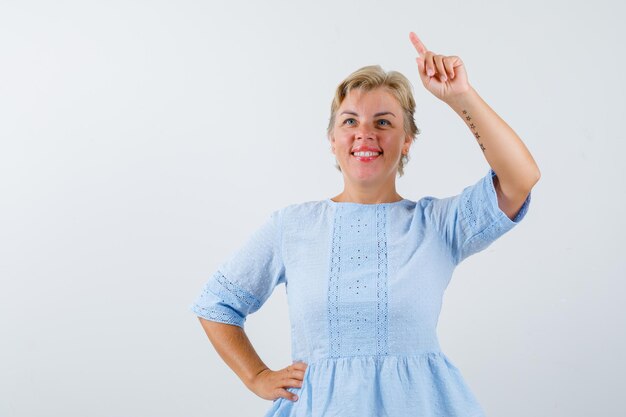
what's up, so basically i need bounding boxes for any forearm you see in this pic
[446,87,541,193]
[198,318,269,388]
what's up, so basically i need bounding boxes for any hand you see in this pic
[249,361,308,402]
[409,32,472,103]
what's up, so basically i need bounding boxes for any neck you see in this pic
[331,188,403,204]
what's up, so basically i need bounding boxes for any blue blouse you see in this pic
[190,168,532,417]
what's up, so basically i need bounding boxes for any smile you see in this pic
[351,151,382,162]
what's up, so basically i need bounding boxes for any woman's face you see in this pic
[330,87,411,187]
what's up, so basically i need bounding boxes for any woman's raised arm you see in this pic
[409,32,540,219]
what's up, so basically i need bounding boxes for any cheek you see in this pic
[332,135,352,149]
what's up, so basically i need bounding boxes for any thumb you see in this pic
[415,57,430,85]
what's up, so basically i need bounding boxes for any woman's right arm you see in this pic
[198,318,307,402]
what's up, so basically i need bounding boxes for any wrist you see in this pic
[246,366,270,387]
[444,85,478,111]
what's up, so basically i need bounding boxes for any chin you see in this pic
[348,171,391,183]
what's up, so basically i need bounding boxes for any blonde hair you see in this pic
[327,65,421,177]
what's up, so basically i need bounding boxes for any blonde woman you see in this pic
[190,32,540,416]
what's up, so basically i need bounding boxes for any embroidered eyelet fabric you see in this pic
[189,168,532,417]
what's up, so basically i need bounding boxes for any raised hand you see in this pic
[249,361,308,402]
[409,32,472,103]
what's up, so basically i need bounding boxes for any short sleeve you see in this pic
[424,168,532,265]
[189,209,286,328]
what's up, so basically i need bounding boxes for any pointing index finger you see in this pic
[409,32,427,56]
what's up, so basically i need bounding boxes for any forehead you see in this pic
[339,87,401,111]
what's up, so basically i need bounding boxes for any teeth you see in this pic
[353,151,380,157]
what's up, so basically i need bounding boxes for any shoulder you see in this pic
[274,200,330,219]
[415,194,449,211]
[272,200,330,222]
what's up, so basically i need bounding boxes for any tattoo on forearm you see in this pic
[462,110,486,152]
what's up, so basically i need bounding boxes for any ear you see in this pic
[403,134,412,154]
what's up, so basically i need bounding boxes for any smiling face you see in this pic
[329,87,412,189]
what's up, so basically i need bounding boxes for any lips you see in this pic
[352,152,381,161]
[351,147,383,153]
[351,150,383,154]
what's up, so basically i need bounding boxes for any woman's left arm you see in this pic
[446,88,541,220]
[409,32,541,220]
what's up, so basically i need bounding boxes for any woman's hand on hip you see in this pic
[409,32,472,103]
[249,361,308,402]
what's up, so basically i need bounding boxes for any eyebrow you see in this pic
[340,111,396,118]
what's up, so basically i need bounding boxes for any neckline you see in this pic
[325,198,410,207]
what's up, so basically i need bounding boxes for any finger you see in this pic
[276,388,299,402]
[433,55,447,82]
[409,32,428,56]
[424,51,436,77]
[286,369,306,379]
[285,378,304,388]
[415,56,429,84]
[443,56,455,79]
[287,362,307,376]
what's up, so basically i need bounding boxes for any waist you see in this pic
[294,351,446,367]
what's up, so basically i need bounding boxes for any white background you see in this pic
[1,0,624,416]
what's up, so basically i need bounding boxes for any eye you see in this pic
[342,118,356,126]
[377,119,391,126]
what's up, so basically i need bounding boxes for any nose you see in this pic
[355,125,376,140]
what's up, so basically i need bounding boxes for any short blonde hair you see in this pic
[327,65,421,177]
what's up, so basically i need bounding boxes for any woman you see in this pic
[190,32,540,416]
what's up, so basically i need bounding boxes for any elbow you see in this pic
[523,167,541,191]
[531,160,541,183]
[530,169,541,190]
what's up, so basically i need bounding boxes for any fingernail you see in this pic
[293,395,299,401]
[441,75,447,82]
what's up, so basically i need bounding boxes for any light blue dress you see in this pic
[190,168,532,417]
